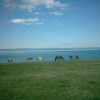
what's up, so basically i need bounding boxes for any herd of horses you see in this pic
[8,55,79,63]
[55,55,79,61]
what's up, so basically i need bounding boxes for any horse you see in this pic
[36,56,44,62]
[27,57,33,62]
[69,55,79,60]
[8,57,13,63]
[55,55,64,62]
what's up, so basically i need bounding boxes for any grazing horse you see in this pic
[55,55,64,62]
[27,57,33,62]
[8,57,13,63]
[69,55,79,60]
[36,57,44,62]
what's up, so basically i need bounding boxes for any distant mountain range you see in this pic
[0,47,100,51]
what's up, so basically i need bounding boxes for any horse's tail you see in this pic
[62,57,64,60]
[69,56,72,60]
[55,57,57,62]
[76,56,79,59]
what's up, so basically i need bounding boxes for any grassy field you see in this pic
[0,60,100,100]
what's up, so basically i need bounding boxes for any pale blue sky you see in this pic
[0,0,100,49]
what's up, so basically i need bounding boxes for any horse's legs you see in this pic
[55,58,57,62]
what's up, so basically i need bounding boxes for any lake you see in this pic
[0,48,100,63]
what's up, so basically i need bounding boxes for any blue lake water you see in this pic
[0,49,100,63]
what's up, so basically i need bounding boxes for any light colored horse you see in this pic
[36,57,44,62]
[55,55,64,62]
[8,57,13,63]
[27,57,33,62]
[69,55,79,60]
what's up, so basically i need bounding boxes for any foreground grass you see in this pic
[0,60,100,100]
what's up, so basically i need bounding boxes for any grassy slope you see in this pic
[0,60,100,100]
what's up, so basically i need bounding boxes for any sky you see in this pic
[0,0,100,49]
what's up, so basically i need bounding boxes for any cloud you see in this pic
[3,0,70,12]
[34,11,63,16]
[49,12,63,16]
[9,18,43,25]
[34,12,45,15]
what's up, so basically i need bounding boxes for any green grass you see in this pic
[0,60,100,100]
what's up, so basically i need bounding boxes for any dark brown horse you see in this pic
[55,55,64,62]
[27,57,33,62]
[69,55,79,60]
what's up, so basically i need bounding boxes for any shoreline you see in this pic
[0,59,100,64]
